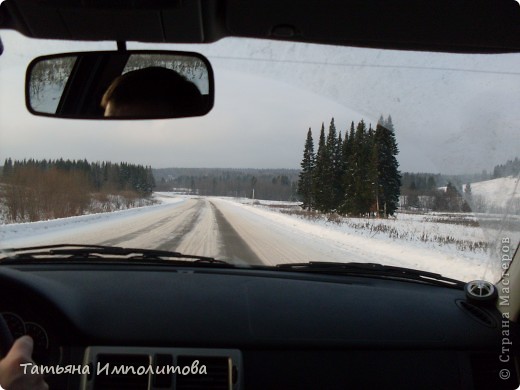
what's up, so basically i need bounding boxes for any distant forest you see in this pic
[1,158,155,222]
[154,167,299,201]
[493,157,520,179]
[3,158,155,194]
[399,172,472,212]
[399,157,519,213]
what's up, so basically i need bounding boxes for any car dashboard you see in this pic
[0,263,518,390]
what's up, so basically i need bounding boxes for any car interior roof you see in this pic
[1,0,520,53]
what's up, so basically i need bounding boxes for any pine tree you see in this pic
[367,127,380,215]
[351,119,373,215]
[313,123,330,212]
[298,128,316,210]
[325,118,339,211]
[340,122,356,214]
[2,158,13,178]
[374,115,401,217]
[332,131,344,210]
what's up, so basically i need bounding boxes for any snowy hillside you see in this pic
[470,176,520,212]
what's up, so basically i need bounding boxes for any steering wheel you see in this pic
[0,314,14,358]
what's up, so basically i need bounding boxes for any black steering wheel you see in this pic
[0,314,14,359]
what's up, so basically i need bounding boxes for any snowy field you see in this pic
[219,197,516,282]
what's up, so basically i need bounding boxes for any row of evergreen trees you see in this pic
[2,158,155,194]
[298,115,401,217]
[493,157,520,179]
[158,172,296,200]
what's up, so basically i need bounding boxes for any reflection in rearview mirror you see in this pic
[26,50,214,120]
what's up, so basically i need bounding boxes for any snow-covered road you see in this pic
[0,197,220,256]
[0,195,497,281]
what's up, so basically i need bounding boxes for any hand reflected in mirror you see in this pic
[101,67,203,118]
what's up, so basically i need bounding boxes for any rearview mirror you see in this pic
[26,50,214,119]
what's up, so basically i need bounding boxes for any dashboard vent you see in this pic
[456,300,496,328]
[176,356,232,389]
[94,354,150,390]
[464,280,497,303]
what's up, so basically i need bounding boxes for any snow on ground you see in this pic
[0,194,185,249]
[0,192,517,283]
[219,197,515,282]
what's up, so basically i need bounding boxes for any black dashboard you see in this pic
[0,263,518,389]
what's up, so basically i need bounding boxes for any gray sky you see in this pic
[1,30,519,174]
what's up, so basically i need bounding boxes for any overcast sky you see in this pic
[1,30,519,174]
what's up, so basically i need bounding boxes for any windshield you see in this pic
[0,31,519,283]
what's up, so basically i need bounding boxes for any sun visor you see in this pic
[0,0,205,43]
[224,0,520,53]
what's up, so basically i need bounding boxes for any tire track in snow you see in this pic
[104,198,264,264]
[99,214,178,246]
[210,198,369,266]
[209,201,263,265]
[153,203,203,252]
[103,199,202,250]
[172,199,221,258]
